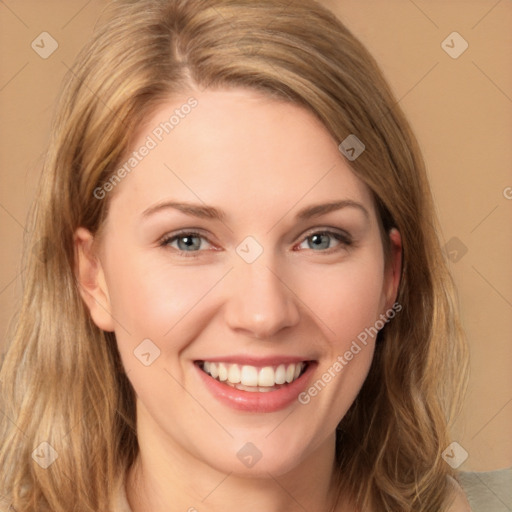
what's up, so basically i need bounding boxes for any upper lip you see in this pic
[195,355,315,367]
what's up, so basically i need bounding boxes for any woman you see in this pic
[0,0,470,510]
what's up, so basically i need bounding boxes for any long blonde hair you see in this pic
[0,1,468,510]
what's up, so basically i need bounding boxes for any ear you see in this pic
[74,227,116,332]
[383,227,402,310]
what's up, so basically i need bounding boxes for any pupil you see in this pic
[310,233,329,250]
[179,236,200,250]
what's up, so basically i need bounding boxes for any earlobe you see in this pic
[74,227,116,332]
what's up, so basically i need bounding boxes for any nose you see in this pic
[223,257,301,340]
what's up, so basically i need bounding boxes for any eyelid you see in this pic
[159,227,212,240]
[159,229,218,253]
[295,226,353,245]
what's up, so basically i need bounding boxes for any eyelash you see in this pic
[159,229,353,258]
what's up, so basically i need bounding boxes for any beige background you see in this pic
[0,0,510,472]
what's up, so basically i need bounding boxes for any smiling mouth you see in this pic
[196,361,310,393]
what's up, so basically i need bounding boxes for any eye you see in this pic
[296,230,352,252]
[160,231,213,254]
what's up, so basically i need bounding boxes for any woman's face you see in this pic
[76,88,401,477]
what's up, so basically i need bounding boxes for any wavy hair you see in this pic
[0,0,468,510]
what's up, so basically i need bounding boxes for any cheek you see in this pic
[295,259,384,430]
[304,254,386,347]
[104,255,229,396]
[105,251,225,338]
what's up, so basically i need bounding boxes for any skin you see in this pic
[75,88,404,512]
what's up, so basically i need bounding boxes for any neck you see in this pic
[126,410,345,512]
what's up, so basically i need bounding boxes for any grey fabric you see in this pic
[459,468,512,512]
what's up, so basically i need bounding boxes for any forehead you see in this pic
[107,88,375,223]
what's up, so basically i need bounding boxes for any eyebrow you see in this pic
[142,201,226,221]
[295,200,369,221]
[141,199,369,222]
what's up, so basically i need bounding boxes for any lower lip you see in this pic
[195,362,316,413]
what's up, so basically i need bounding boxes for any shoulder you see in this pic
[446,475,472,512]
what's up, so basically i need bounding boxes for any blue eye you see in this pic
[298,231,351,251]
[161,232,211,253]
[160,229,352,257]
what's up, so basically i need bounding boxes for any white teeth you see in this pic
[275,364,286,385]
[232,382,274,393]
[200,361,307,389]
[241,365,259,386]
[218,362,228,381]
[285,364,295,383]
[209,362,219,379]
[258,366,275,387]
[228,364,241,384]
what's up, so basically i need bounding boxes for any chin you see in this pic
[194,432,320,479]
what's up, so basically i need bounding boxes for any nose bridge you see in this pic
[224,249,300,339]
